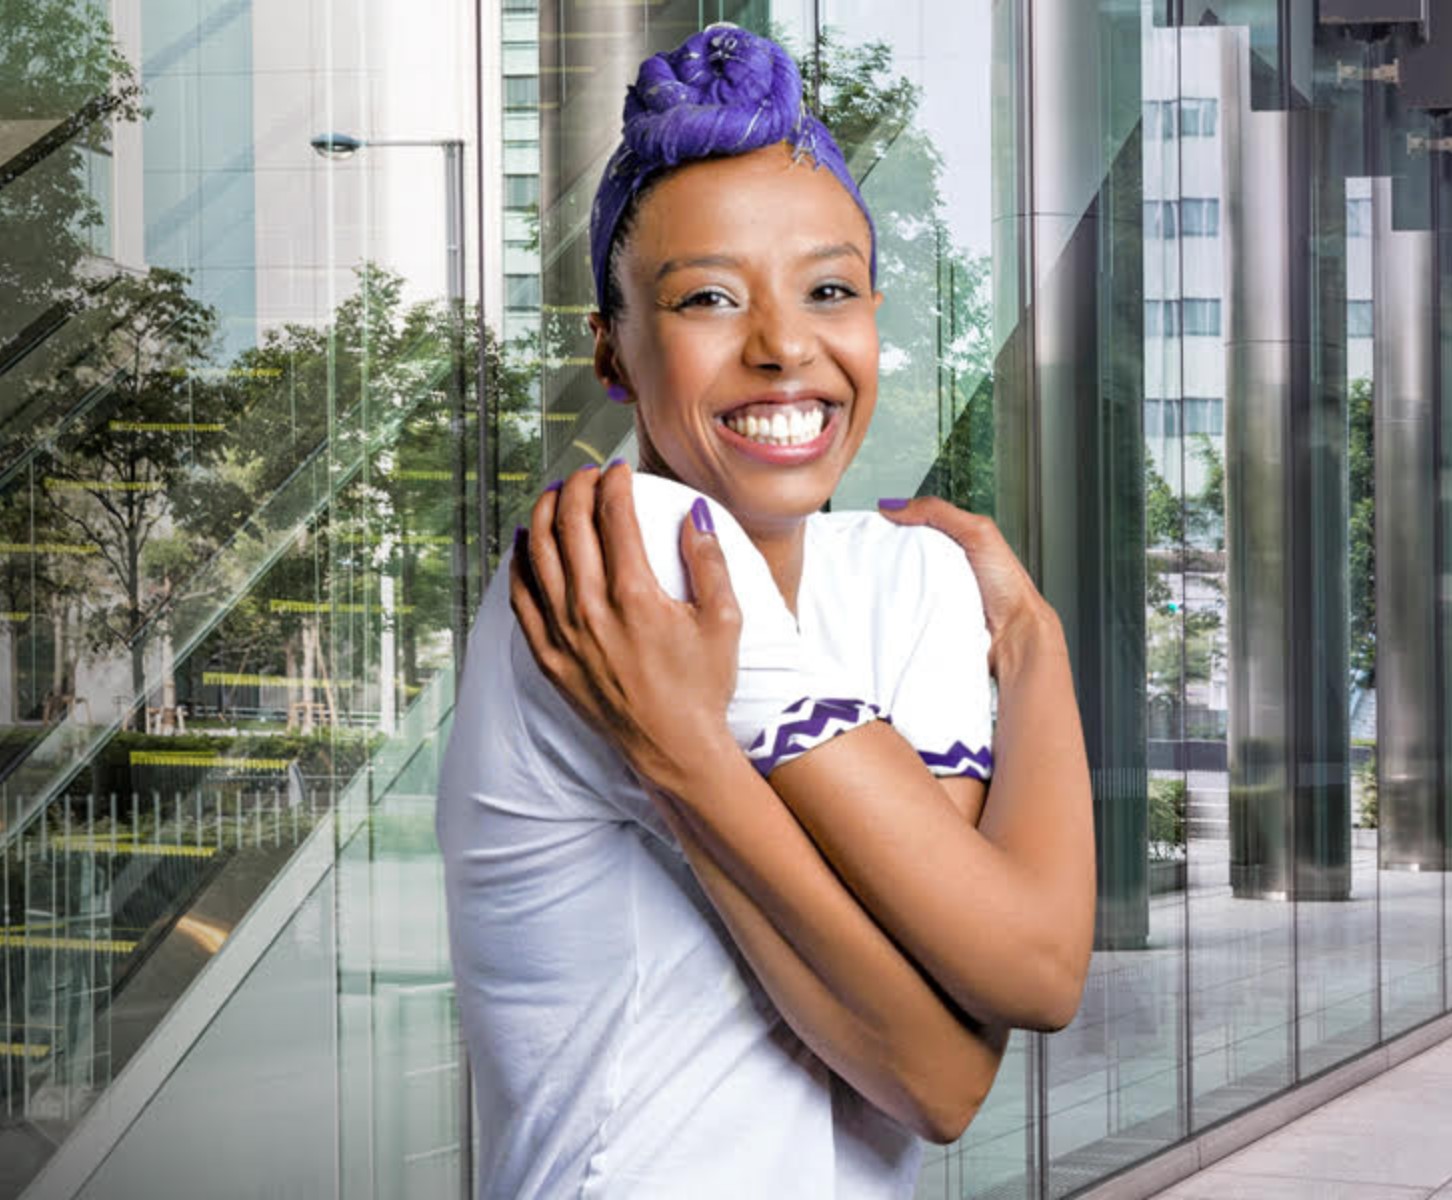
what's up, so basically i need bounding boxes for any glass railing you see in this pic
[12,666,461,1199]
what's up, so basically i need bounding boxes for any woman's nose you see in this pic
[743,299,816,372]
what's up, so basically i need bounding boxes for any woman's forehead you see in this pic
[625,144,873,271]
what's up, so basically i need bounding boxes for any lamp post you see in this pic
[310,133,472,699]
[311,130,477,1200]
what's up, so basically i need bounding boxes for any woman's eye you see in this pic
[678,288,732,309]
[811,282,858,303]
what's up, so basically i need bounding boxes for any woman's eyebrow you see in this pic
[804,242,867,265]
[655,253,741,282]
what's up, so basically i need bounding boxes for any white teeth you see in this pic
[724,406,827,447]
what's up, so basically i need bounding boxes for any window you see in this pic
[504,0,538,10]
[1184,397,1224,436]
[1146,299,1181,338]
[1144,100,1167,140]
[1182,299,1222,337]
[505,274,541,309]
[1180,198,1220,237]
[504,75,539,108]
[1348,299,1374,337]
[504,174,539,208]
[1347,197,1372,237]
[1179,98,1218,137]
[1144,200,1177,238]
[1145,398,1181,437]
[1143,98,1218,138]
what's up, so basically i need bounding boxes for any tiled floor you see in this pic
[1150,1036,1452,1199]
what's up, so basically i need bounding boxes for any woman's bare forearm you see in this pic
[640,760,1008,1143]
[757,609,1093,1031]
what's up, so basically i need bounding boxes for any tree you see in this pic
[0,0,143,334]
[789,29,996,511]
[41,268,219,709]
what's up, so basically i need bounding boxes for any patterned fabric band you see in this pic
[919,742,995,781]
[746,696,887,776]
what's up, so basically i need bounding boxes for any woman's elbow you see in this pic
[1019,954,1089,1033]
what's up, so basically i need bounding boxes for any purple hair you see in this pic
[588,24,877,315]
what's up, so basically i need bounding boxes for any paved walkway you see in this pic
[1153,1036,1452,1199]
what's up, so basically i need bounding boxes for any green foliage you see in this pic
[1348,377,1375,687]
[0,0,144,325]
[1145,460,1183,547]
[1148,776,1186,857]
[1354,751,1378,829]
[1146,604,1223,693]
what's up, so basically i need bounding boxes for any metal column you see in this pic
[1372,176,1442,870]
[993,0,1149,950]
[1221,25,1351,901]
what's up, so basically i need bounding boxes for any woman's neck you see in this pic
[741,519,807,617]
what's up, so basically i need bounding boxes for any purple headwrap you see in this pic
[589,23,877,313]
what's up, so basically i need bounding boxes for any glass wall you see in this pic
[1,0,1449,1197]
[1,1,478,1194]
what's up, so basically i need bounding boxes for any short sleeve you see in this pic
[882,529,995,781]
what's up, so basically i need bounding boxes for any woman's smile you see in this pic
[715,397,843,463]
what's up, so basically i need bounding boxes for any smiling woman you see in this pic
[436,22,1094,1200]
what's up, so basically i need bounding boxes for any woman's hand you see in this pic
[509,462,742,789]
[876,498,1058,675]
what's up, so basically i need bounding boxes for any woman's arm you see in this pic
[764,615,1093,1032]
[512,465,1009,1140]
[642,772,1008,1144]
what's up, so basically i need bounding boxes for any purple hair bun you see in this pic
[589,24,876,312]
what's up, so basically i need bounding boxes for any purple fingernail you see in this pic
[877,497,909,510]
[606,383,630,404]
[544,479,562,493]
[606,457,626,469]
[690,497,715,535]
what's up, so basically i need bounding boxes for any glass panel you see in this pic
[74,875,339,1199]
[0,1,479,1192]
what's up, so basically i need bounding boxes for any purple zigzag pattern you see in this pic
[918,741,994,779]
[747,697,886,776]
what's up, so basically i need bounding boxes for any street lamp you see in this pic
[309,131,473,703]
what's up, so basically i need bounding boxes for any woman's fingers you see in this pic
[594,462,660,609]
[554,466,609,628]
[679,496,742,637]
[525,484,570,645]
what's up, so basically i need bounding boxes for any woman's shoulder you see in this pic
[809,508,968,577]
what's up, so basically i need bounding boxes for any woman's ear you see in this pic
[588,312,632,399]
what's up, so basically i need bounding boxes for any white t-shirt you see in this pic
[437,476,994,1200]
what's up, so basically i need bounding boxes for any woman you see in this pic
[437,24,1094,1199]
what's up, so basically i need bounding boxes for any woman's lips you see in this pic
[714,404,842,465]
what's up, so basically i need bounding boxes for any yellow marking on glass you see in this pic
[267,599,415,615]
[48,836,217,859]
[0,1043,51,1059]
[572,440,605,464]
[0,542,98,555]
[0,933,138,954]
[108,421,225,432]
[44,478,165,492]
[129,749,295,770]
